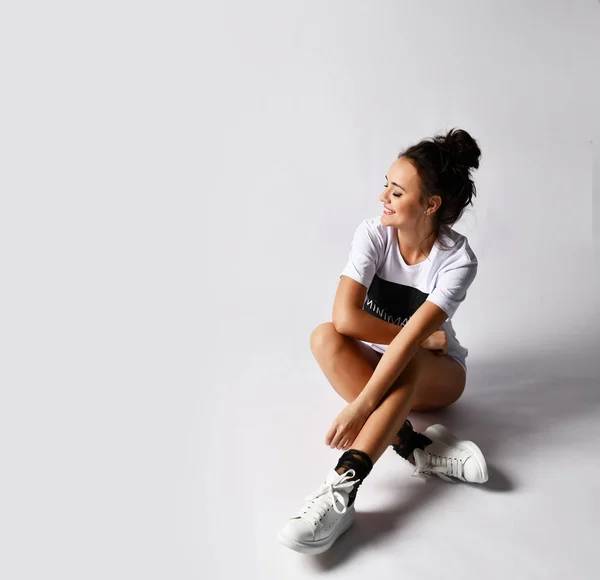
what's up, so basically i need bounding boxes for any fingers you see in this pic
[325,424,336,447]
[330,430,344,449]
[326,422,355,450]
[330,429,345,450]
[331,432,353,450]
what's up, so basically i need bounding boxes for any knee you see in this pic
[310,322,344,356]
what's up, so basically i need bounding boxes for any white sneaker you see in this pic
[277,468,359,554]
[411,424,489,484]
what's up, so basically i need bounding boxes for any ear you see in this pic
[428,195,443,214]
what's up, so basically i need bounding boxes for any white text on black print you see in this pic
[364,298,409,327]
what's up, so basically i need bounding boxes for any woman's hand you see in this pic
[419,330,448,355]
[325,400,373,450]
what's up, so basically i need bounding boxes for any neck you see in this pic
[396,225,438,264]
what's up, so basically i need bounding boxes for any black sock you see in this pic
[334,449,373,507]
[392,419,432,462]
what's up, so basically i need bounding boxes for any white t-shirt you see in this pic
[339,216,478,372]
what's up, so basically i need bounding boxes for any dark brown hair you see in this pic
[398,127,481,253]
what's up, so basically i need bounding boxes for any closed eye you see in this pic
[384,184,402,197]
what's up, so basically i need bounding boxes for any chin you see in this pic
[381,213,400,225]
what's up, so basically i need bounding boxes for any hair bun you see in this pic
[443,128,481,171]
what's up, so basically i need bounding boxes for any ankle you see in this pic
[391,419,432,463]
[334,449,374,506]
[334,449,373,478]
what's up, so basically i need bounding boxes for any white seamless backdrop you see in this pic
[1,1,599,579]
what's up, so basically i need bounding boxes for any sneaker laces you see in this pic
[296,469,357,527]
[411,449,461,483]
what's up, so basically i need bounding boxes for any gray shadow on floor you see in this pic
[410,340,600,486]
[308,336,600,568]
[309,479,447,569]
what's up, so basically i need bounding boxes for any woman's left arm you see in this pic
[355,301,450,412]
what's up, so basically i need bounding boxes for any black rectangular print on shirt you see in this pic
[363,274,428,327]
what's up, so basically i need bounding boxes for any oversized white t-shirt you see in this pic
[339,217,478,372]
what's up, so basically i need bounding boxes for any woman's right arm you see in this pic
[332,275,441,348]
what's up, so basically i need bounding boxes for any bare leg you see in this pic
[310,323,399,450]
[310,322,466,462]
[350,378,419,464]
[310,322,384,403]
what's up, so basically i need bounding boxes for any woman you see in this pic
[277,128,489,555]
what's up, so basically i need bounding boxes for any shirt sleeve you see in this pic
[426,251,477,321]
[339,219,385,289]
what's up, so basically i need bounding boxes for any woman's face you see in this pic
[379,157,426,228]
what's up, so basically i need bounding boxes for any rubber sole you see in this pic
[277,508,355,554]
[423,424,489,483]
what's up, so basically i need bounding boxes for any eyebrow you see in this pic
[384,175,406,191]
